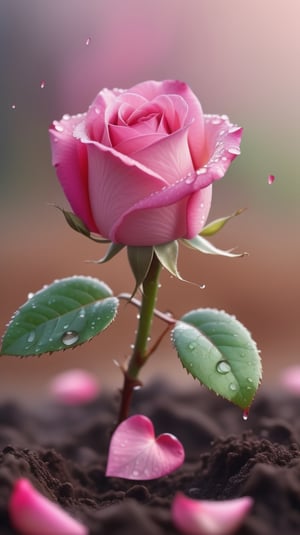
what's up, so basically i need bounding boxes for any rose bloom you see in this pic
[50,80,242,246]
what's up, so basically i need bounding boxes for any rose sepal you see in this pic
[127,246,154,297]
[154,241,185,281]
[181,235,246,258]
[56,206,110,243]
[200,208,246,237]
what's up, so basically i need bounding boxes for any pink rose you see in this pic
[50,80,242,246]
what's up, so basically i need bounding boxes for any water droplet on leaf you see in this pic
[62,331,79,346]
[188,342,196,351]
[242,408,249,421]
[229,383,238,391]
[216,360,231,374]
[27,332,35,343]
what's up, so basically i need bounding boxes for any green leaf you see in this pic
[182,235,246,258]
[154,241,183,279]
[172,308,262,409]
[127,246,154,295]
[1,276,119,357]
[200,209,246,237]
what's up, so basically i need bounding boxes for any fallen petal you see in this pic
[106,414,185,480]
[279,365,300,395]
[172,492,253,535]
[9,478,88,535]
[49,369,100,404]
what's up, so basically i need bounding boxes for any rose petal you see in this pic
[85,141,166,240]
[172,493,253,535]
[9,478,88,535]
[49,115,97,232]
[279,365,300,395]
[49,369,100,405]
[185,185,212,238]
[129,80,205,168]
[106,414,185,480]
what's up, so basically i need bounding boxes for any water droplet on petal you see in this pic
[27,331,35,343]
[185,173,195,184]
[62,114,71,121]
[40,80,46,89]
[242,407,250,421]
[62,331,79,346]
[268,174,275,185]
[216,360,231,374]
[196,168,207,175]
[53,121,64,133]
[85,37,91,46]
[227,147,240,155]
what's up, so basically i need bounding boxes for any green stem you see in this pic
[118,253,162,422]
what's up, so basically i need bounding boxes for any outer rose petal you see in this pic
[85,141,166,240]
[185,185,212,238]
[49,116,97,232]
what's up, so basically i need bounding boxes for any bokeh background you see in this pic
[0,0,299,400]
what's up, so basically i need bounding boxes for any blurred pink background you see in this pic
[0,0,299,399]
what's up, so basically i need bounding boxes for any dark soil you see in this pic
[0,380,299,535]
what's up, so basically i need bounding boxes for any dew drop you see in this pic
[188,342,196,351]
[229,383,238,391]
[62,114,71,121]
[11,104,16,110]
[268,174,275,185]
[54,122,64,133]
[227,147,240,155]
[216,360,231,374]
[242,407,249,421]
[196,168,207,175]
[132,470,139,477]
[185,173,195,184]
[27,331,35,343]
[61,331,79,346]
[85,37,91,46]
[199,284,206,290]
[40,80,46,89]
[27,292,34,300]
[79,309,86,318]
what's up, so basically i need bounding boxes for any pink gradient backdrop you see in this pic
[0,0,299,399]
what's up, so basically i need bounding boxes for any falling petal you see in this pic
[9,478,88,535]
[172,493,253,535]
[279,365,300,395]
[49,369,100,404]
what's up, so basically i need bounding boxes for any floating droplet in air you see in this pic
[85,37,91,46]
[268,174,275,185]
[11,104,16,110]
[40,80,46,89]
[242,407,249,421]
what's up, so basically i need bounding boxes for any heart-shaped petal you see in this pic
[106,414,185,480]
[172,493,253,535]
[9,478,88,535]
